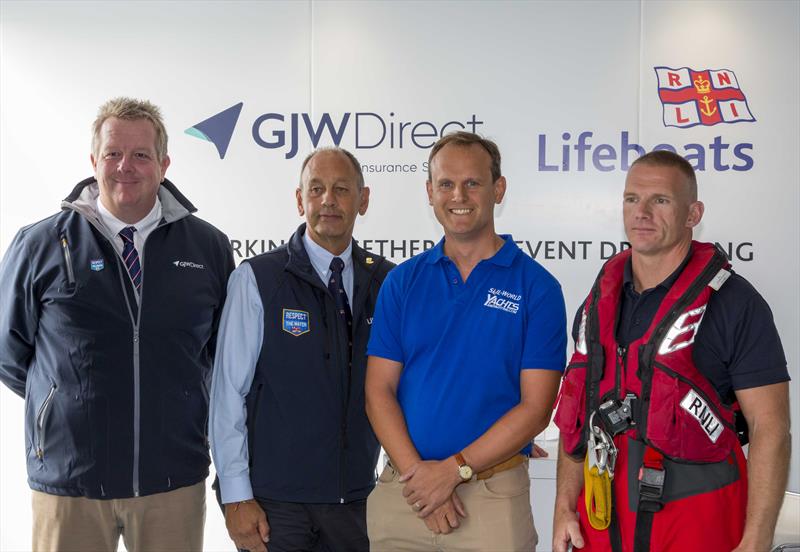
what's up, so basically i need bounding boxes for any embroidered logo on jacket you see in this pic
[90,259,105,271]
[282,309,310,336]
[172,260,205,269]
[680,390,723,442]
[658,304,707,355]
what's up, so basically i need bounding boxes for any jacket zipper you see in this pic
[60,234,76,286]
[36,384,57,459]
[616,345,627,400]
[337,296,347,504]
[62,198,192,497]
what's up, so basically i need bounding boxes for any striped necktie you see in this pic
[328,257,352,338]
[119,226,142,293]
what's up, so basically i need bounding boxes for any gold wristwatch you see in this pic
[455,452,473,481]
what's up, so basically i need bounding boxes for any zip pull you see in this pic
[36,384,57,459]
[60,235,76,285]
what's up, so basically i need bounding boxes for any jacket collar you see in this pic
[62,177,196,227]
[286,223,384,318]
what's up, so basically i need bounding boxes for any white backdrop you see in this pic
[1,1,798,550]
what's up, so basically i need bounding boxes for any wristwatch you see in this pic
[455,452,473,481]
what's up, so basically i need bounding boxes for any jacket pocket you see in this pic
[553,362,588,456]
[647,363,735,462]
[35,383,57,459]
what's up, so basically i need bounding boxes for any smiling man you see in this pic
[365,132,567,551]
[552,150,790,552]
[210,147,394,552]
[0,97,234,551]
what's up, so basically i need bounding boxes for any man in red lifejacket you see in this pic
[552,150,790,552]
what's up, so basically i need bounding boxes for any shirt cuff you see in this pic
[219,474,255,504]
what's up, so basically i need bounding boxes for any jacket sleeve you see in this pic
[0,229,41,397]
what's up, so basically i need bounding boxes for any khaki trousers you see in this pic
[367,461,538,552]
[32,482,205,552]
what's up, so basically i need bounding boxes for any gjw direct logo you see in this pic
[188,67,756,170]
[186,102,483,160]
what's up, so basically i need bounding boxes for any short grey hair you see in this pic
[299,147,365,190]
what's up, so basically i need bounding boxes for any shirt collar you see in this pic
[302,228,353,275]
[623,246,693,294]
[96,197,162,237]
[425,234,519,267]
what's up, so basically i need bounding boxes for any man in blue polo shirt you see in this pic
[365,131,567,551]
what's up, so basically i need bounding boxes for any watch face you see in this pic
[459,465,473,480]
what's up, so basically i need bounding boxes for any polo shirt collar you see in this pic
[425,234,518,266]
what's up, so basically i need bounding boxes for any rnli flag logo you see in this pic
[655,67,756,128]
[282,309,310,336]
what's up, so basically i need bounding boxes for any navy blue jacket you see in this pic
[244,225,393,503]
[0,177,234,499]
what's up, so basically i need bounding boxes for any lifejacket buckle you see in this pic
[597,394,636,436]
[638,465,665,512]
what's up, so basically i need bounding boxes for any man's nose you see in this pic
[451,183,466,202]
[634,201,651,218]
[321,187,336,206]
[117,155,134,173]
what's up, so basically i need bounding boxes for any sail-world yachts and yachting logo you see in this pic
[655,67,755,128]
[185,102,243,159]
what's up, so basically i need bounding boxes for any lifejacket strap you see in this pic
[634,446,665,552]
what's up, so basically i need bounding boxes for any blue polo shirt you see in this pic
[368,235,567,460]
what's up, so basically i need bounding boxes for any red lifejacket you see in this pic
[554,242,747,552]
[555,241,739,460]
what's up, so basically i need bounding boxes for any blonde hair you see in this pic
[92,97,168,162]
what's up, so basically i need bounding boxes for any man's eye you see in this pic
[466,180,480,188]
[105,151,120,159]
[624,197,636,203]
[438,182,453,189]
[134,152,150,160]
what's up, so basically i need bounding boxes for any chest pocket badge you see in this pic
[282,309,310,336]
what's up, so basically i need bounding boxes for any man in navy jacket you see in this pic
[210,147,393,552]
[0,97,234,551]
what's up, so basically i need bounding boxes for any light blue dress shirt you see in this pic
[209,232,353,504]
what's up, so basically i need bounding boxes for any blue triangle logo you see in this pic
[185,102,243,159]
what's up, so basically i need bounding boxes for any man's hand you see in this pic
[422,492,468,535]
[530,442,549,458]
[400,459,461,518]
[225,500,270,552]
[553,507,584,552]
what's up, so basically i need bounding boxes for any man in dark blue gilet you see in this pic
[210,147,394,552]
